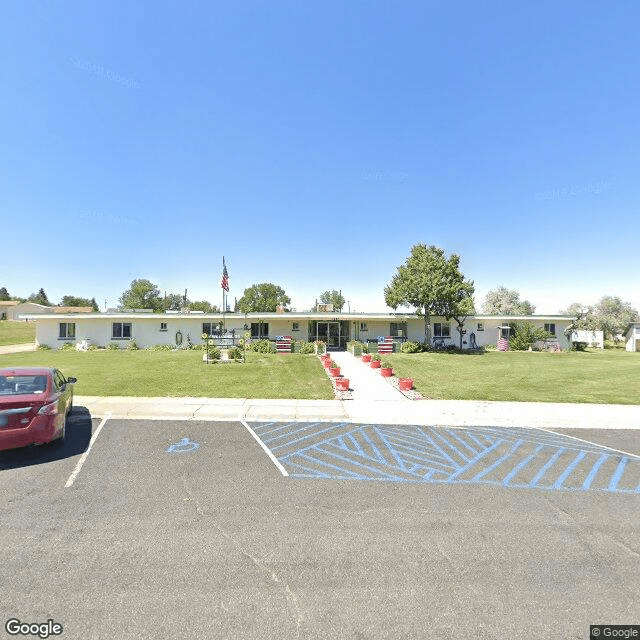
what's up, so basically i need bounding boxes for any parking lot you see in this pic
[2,408,639,639]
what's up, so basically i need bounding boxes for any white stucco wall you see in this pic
[29,313,573,351]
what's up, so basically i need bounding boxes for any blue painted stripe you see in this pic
[375,428,409,472]
[270,422,350,451]
[428,428,470,463]
[465,431,489,449]
[308,445,415,481]
[447,439,504,480]
[528,448,565,488]
[581,453,609,490]
[445,428,479,455]
[471,439,524,482]
[608,457,629,492]
[257,421,316,438]
[553,450,587,489]
[501,444,545,485]
[262,421,323,444]
[358,428,389,464]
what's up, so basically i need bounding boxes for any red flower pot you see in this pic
[380,367,393,377]
[329,367,341,377]
[399,378,413,391]
[323,359,332,368]
[362,354,372,363]
[336,378,349,391]
[370,360,381,368]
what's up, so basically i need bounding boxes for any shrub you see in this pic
[371,354,381,362]
[60,342,75,351]
[508,322,551,351]
[402,341,422,353]
[37,344,51,351]
[207,346,221,360]
[483,343,497,352]
[126,340,139,351]
[381,361,392,369]
[227,346,243,360]
[107,343,120,351]
[298,341,315,354]
[251,339,276,354]
[189,343,206,350]
[149,344,172,351]
[571,341,588,352]
[362,343,370,354]
[87,344,102,351]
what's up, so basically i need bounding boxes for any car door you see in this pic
[53,370,71,421]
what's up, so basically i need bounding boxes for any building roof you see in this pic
[51,306,94,313]
[0,300,20,306]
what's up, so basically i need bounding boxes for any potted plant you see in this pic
[348,341,363,357]
[370,354,381,368]
[329,361,341,377]
[399,378,414,391]
[315,340,326,355]
[361,351,372,363]
[336,378,350,391]
[380,361,393,377]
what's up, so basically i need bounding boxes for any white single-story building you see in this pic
[570,329,604,349]
[1,301,93,321]
[20,309,574,351]
[623,323,640,352]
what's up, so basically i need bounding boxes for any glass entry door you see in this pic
[317,321,341,350]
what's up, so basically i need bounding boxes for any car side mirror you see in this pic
[67,377,77,384]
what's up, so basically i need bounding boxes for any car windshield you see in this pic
[0,375,48,395]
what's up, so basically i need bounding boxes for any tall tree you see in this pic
[28,288,50,306]
[0,287,10,301]
[318,290,345,311]
[163,293,188,311]
[189,300,219,313]
[118,279,163,311]
[236,283,291,313]
[384,244,474,344]
[592,295,639,341]
[482,286,535,315]
[450,296,476,350]
[60,295,99,311]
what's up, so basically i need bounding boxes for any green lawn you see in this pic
[0,350,334,399]
[0,321,36,346]
[383,348,640,405]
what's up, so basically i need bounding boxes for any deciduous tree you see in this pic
[482,286,535,315]
[118,279,163,311]
[384,244,474,344]
[236,283,291,313]
[318,290,345,311]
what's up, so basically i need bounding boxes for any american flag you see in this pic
[221,258,229,292]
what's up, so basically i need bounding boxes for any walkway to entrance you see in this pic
[330,352,408,402]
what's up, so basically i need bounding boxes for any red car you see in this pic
[0,367,77,451]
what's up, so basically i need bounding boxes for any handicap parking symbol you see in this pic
[166,437,200,454]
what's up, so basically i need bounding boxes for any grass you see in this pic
[383,348,640,405]
[0,321,36,346]
[0,349,334,399]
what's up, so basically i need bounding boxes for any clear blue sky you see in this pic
[2,1,639,314]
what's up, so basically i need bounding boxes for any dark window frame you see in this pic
[112,322,132,339]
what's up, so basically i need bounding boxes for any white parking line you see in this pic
[240,419,288,477]
[64,412,111,488]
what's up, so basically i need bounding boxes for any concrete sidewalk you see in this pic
[75,394,640,430]
[0,343,36,354]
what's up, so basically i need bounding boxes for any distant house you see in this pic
[623,323,640,352]
[1,301,93,321]
[570,329,604,349]
[20,309,574,352]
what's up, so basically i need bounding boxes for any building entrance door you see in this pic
[316,321,344,351]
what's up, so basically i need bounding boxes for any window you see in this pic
[160,322,167,331]
[359,322,368,331]
[112,322,132,339]
[54,370,67,391]
[59,322,76,339]
[251,322,269,338]
[202,322,221,336]
[477,323,484,332]
[390,322,407,337]
[544,323,556,336]
[292,322,299,331]
[433,323,451,338]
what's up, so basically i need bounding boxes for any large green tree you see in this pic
[60,295,99,311]
[318,290,345,311]
[28,288,50,306]
[384,244,474,344]
[0,287,10,301]
[561,297,639,340]
[189,300,219,313]
[482,286,535,315]
[118,279,163,311]
[236,283,291,313]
